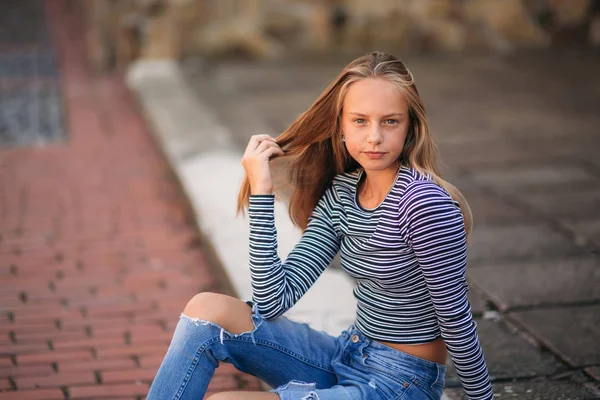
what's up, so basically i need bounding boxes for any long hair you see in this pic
[237,51,472,235]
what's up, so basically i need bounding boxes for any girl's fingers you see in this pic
[247,134,276,150]
[242,137,283,169]
[259,146,285,160]
[255,140,270,153]
[244,136,278,159]
[255,139,283,156]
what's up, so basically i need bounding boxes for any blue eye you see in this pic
[384,119,398,125]
[354,118,365,124]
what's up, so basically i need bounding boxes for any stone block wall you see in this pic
[81,0,600,71]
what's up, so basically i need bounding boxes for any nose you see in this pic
[367,125,383,144]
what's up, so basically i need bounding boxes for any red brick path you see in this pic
[0,1,260,398]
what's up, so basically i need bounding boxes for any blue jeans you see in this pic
[147,302,446,400]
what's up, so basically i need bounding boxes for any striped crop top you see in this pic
[248,166,493,399]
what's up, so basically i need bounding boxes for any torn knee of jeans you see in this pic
[271,380,319,399]
[179,302,263,345]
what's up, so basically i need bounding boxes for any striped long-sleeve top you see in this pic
[248,166,493,399]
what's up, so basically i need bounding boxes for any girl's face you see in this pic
[341,78,409,174]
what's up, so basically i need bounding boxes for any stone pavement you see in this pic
[128,49,600,399]
[0,1,259,399]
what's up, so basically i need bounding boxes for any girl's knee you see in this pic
[182,292,254,335]
[205,392,236,400]
[205,392,227,400]
[183,292,232,321]
[184,292,220,316]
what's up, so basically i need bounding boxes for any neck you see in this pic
[360,166,400,201]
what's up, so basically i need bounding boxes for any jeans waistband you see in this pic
[343,325,446,387]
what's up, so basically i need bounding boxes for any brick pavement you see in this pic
[0,1,260,398]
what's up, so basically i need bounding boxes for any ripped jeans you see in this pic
[147,302,446,400]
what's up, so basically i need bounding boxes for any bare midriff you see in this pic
[376,338,447,365]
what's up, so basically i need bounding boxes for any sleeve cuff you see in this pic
[249,194,275,211]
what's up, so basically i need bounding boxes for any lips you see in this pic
[364,151,387,159]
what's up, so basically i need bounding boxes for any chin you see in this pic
[360,161,397,171]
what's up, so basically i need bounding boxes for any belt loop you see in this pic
[359,334,370,355]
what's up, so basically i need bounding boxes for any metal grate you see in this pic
[0,0,68,147]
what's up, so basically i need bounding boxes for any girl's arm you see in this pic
[248,190,341,319]
[401,180,494,400]
[241,134,341,319]
[248,188,340,319]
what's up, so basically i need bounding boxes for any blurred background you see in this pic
[1,0,599,399]
[83,0,600,67]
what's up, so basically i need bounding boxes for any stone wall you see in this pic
[82,0,600,70]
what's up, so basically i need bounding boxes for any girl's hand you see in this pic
[241,134,284,195]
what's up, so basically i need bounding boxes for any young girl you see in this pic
[147,51,494,400]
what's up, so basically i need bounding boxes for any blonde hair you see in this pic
[237,51,472,235]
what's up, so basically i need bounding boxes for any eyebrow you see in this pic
[348,112,405,117]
